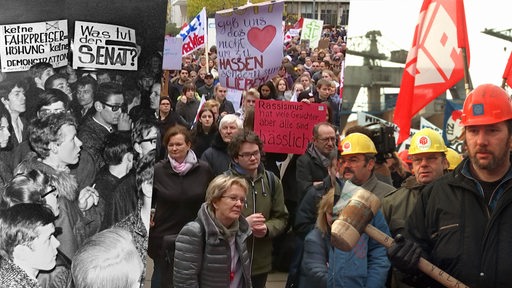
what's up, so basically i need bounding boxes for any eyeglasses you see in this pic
[38,108,66,118]
[317,137,337,143]
[238,151,261,159]
[411,155,440,165]
[221,195,246,205]
[42,185,57,198]
[101,101,124,112]
[139,137,157,145]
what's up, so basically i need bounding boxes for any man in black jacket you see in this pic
[388,84,512,287]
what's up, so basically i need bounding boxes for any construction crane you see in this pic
[482,28,512,42]
[346,30,408,67]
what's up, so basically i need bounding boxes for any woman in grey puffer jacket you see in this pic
[174,174,252,288]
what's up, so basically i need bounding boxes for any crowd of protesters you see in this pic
[0,49,160,287]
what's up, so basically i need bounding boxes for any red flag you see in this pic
[502,51,512,88]
[293,17,304,30]
[394,0,470,144]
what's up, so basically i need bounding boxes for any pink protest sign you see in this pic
[254,100,327,154]
[215,1,284,91]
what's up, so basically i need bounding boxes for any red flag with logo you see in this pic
[502,51,512,88]
[394,0,470,144]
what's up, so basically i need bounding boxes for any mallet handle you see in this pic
[364,224,469,288]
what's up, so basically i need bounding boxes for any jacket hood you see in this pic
[15,153,78,201]
[211,132,228,150]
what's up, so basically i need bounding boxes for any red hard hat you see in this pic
[398,150,412,164]
[461,84,512,126]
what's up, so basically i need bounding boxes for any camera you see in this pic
[365,123,396,164]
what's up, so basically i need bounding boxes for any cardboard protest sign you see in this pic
[215,0,284,91]
[254,99,326,154]
[162,36,182,70]
[73,21,138,70]
[301,18,323,49]
[0,20,68,72]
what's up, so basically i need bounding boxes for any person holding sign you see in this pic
[225,130,288,288]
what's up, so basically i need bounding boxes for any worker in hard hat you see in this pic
[387,84,512,287]
[382,128,449,288]
[446,147,463,171]
[339,132,395,200]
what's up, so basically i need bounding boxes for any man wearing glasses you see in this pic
[131,116,158,159]
[381,128,448,287]
[296,122,337,203]
[225,130,288,288]
[78,82,132,172]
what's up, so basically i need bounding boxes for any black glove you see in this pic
[387,234,423,275]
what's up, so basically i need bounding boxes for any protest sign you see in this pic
[301,18,323,49]
[73,21,138,70]
[254,99,326,154]
[226,88,243,110]
[207,18,216,52]
[0,20,68,72]
[162,36,182,70]
[179,8,207,56]
[215,1,284,91]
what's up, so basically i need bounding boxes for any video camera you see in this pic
[364,123,396,164]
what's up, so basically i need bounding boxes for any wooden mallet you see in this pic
[331,188,469,288]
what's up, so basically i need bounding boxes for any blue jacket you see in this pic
[328,210,391,288]
[299,228,330,288]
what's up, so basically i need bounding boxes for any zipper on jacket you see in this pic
[249,180,256,270]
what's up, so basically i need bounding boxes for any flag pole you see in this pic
[203,7,209,74]
[461,47,472,94]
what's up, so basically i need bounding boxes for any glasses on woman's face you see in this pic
[221,195,246,205]
[38,108,66,118]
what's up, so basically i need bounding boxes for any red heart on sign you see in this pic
[247,25,276,53]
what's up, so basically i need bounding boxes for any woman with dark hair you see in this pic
[0,101,14,185]
[191,108,218,158]
[257,81,278,100]
[148,125,213,288]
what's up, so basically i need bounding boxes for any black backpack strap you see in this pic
[265,169,276,199]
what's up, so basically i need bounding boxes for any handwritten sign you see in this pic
[0,20,68,72]
[301,18,323,49]
[162,36,182,70]
[215,1,284,91]
[254,100,326,154]
[73,21,138,70]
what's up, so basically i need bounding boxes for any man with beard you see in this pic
[339,132,395,200]
[387,84,512,287]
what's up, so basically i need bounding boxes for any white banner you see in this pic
[207,18,216,52]
[420,117,443,135]
[215,0,284,90]
[301,18,323,49]
[73,21,138,71]
[0,20,68,72]
[179,8,207,56]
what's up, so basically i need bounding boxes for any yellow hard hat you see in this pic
[446,148,463,170]
[340,133,377,155]
[408,128,448,155]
